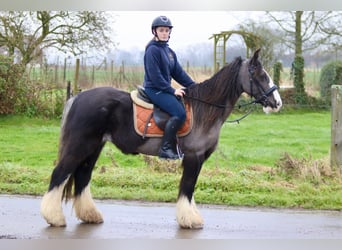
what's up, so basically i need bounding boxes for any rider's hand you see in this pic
[174,88,185,97]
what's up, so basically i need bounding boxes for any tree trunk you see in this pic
[293,11,307,104]
[295,11,303,56]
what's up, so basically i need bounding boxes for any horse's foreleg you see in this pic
[73,145,104,224]
[176,154,204,229]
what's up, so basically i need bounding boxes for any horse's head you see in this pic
[240,49,282,113]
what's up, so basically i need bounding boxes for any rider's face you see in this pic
[154,26,171,41]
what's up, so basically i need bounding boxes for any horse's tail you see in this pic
[58,96,77,202]
[58,96,76,159]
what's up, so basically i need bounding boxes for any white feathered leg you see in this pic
[73,184,103,224]
[40,178,69,227]
[176,195,204,229]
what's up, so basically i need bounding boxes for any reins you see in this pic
[226,102,257,124]
[183,94,228,109]
[183,93,258,124]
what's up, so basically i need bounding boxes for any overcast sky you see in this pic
[112,11,265,50]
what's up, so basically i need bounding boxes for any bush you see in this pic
[319,60,342,104]
[0,55,65,118]
[272,61,283,87]
[0,55,26,114]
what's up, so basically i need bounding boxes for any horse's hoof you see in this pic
[180,222,204,230]
[178,216,204,229]
[44,216,67,227]
[75,207,104,224]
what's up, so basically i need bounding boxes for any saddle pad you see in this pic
[133,103,193,138]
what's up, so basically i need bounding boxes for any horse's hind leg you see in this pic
[41,143,104,226]
[73,144,104,224]
[40,158,75,227]
[176,153,204,229]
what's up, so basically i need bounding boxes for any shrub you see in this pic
[319,60,342,104]
[0,55,26,114]
[0,55,65,118]
[272,61,283,87]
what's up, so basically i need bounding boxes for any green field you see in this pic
[0,110,341,210]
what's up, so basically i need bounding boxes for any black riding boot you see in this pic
[159,117,184,160]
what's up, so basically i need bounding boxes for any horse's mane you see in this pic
[186,56,243,129]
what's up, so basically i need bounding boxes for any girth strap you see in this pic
[143,112,154,139]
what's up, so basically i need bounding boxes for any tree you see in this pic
[266,11,342,103]
[0,11,115,66]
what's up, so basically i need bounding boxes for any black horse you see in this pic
[41,49,282,229]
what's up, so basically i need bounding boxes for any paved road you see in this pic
[0,195,342,239]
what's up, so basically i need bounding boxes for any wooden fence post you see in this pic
[63,58,67,83]
[54,64,58,84]
[92,65,95,86]
[66,81,71,101]
[73,58,80,95]
[331,85,342,172]
[111,60,114,83]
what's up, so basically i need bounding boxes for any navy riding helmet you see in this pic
[151,16,173,34]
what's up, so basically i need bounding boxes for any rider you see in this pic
[143,15,195,160]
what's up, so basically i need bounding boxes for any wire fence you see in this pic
[25,58,329,109]
[28,59,145,92]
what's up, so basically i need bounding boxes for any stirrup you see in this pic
[176,144,184,159]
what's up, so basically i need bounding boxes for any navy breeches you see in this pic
[144,87,186,123]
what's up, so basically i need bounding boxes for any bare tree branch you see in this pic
[266,11,342,53]
[0,11,116,65]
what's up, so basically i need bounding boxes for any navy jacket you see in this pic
[143,40,195,94]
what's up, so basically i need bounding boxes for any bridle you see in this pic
[183,65,278,123]
[248,66,278,107]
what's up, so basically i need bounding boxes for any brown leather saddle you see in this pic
[130,87,192,138]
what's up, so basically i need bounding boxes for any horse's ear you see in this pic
[253,48,261,59]
[249,48,261,69]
